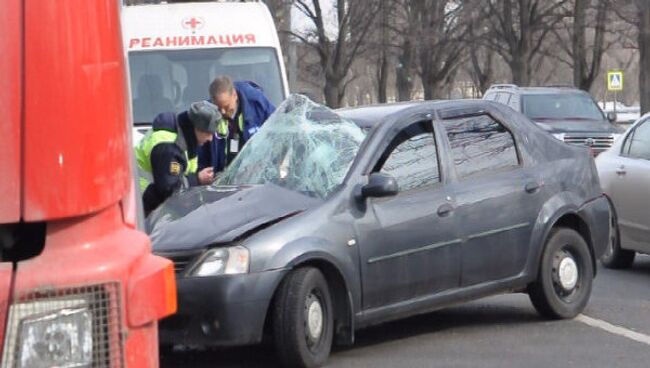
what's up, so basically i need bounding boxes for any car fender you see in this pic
[525,191,583,279]
[266,239,359,345]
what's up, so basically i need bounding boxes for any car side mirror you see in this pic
[362,173,398,198]
[607,111,617,124]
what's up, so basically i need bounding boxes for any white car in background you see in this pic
[597,113,650,268]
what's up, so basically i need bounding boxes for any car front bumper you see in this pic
[159,268,287,347]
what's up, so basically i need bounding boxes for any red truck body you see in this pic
[0,0,176,366]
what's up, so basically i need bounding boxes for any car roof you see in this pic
[488,85,590,96]
[517,87,590,95]
[337,99,500,128]
[336,101,422,128]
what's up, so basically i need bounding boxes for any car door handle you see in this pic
[525,181,541,193]
[437,203,454,217]
[616,165,626,176]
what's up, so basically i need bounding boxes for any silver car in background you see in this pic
[597,113,650,268]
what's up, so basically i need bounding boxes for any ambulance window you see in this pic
[128,47,285,124]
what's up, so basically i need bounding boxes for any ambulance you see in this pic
[122,1,290,143]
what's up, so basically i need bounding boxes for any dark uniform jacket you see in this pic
[197,81,275,172]
[142,111,199,214]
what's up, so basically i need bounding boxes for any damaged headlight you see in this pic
[18,308,92,368]
[2,299,93,368]
[190,246,249,277]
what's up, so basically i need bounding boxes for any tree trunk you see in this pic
[324,77,343,108]
[377,0,389,103]
[396,35,415,101]
[510,56,530,86]
[639,1,650,114]
[573,0,587,89]
[377,53,389,103]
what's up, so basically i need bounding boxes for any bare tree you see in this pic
[611,0,650,113]
[637,0,650,113]
[480,0,568,86]
[375,0,391,103]
[549,0,611,91]
[291,0,381,108]
[466,5,495,95]
[416,0,467,100]
[387,0,420,101]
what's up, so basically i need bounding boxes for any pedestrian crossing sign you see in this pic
[607,71,624,91]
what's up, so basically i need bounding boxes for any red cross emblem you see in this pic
[182,17,205,32]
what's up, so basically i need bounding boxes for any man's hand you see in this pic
[198,167,214,185]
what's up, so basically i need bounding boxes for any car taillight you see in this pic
[1,283,124,368]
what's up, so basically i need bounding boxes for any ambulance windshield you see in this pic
[216,95,368,199]
[128,47,285,124]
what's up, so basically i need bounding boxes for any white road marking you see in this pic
[577,314,650,346]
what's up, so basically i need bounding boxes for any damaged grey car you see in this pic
[148,95,610,368]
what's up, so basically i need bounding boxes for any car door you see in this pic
[354,119,461,310]
[610,120,650,253]
[439,112,543,286]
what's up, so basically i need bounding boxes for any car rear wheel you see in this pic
[273,267,333,368]
[528,228,593,319]
[600,210,635,269]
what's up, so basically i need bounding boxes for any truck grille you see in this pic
[1,283,124,368]
[563,135,614,153]
[157,250,203,275]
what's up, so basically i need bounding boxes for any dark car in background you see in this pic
[484,84,623,155]
[148,95,610,367]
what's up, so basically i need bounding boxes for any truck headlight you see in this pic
[17,307,92,368]
[552,133,565,141]
[190,246,249,277]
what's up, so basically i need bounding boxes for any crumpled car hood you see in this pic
[146,184,321,252]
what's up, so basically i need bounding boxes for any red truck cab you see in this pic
[0,1,176,366]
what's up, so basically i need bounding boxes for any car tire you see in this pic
[600,210,635,269]
[273,267,333,368]
[528,227,594,319]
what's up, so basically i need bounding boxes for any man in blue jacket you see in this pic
[198,75,276,173]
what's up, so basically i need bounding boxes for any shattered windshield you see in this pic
[216,95,367,199]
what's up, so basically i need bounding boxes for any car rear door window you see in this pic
[496,92,511,105]
[442,114,519,179]
[625,121,650,160]
[374,121,440,192]
[484,92,497,101]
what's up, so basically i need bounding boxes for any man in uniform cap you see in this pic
[135,101,221,215]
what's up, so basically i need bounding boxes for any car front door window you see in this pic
[626,121,650,160]
[375,121,440,192]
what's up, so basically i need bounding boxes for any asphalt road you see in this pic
[161,255,650,368]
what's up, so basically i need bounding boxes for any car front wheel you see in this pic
[600,209,635,269]
[273,267,334,368]
[528,227,593,319]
